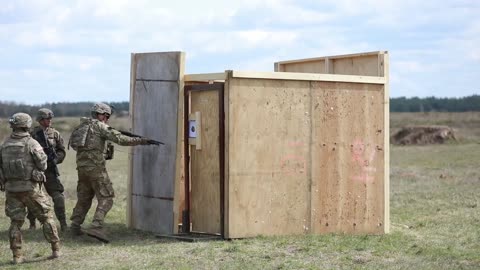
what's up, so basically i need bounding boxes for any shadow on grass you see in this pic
[0,256,54,267]
[0,222,178,248]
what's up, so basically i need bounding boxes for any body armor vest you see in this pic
[69,118,93,151]
[1,137,36,182]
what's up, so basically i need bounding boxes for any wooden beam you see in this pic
[184,72,226,82]
[275,51,386,65]
[127,53,137,229]
[231,71,386,84]
[382,52,390,233]
[173,52,186,234]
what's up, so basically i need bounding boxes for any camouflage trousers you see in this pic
[27,168,66,226]
[5,185,60,252]
[70,166,115,229]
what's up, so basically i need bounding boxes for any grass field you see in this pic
[0,113,478,269]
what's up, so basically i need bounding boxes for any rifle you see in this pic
[110,128,165,145]
[35,129,60,176]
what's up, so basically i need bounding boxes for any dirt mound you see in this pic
[391,125,456,145]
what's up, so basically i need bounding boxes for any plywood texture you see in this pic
[275,51,386,77]
[277,60,326,73]
[227,78,312,238]
[225,76,386,238]
[130,52,183,234]
[190,90,221,234]
[310,82,385,234]
[332,55,379,76]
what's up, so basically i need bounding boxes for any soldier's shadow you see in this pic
[0,222,177,247]
[0,257,51,267]
[0,222,180,265]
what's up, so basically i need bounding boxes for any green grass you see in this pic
[0,114,478,268]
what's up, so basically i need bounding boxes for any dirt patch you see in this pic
[391,125,456,145]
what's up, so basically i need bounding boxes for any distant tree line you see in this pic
[0,101,129,118]
[0,95,479,117]
[390,95,480,112]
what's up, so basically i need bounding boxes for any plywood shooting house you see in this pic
[127,51,390,239]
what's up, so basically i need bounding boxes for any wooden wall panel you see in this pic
[225,74,387,238]
[274,51,386,77]
[226,78,311,238]
[276,60,326,73]
[331,55,379,76]
[310,82,385,234]
[129,52,184,234]
[190,90,221,234]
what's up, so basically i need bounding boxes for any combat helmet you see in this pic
[36,108,54,122]
[91,103,112,118]
[8,113,33,129]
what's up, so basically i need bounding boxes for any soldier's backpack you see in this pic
[69,117,92,151]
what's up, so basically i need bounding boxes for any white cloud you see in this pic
[21,68,58,80]
[79,57,103,71]
[14,27,64,47]
[0,0,479,102]
[41,53,103,71]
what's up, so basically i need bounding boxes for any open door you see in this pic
[183,83,225,237]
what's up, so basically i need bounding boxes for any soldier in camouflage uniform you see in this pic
[27,108,67,231]
[0,113,60,264]
[69,103,153,243]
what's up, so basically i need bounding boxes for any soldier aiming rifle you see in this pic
[68,102,160,243]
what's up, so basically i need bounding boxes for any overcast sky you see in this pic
[0,0,479,104]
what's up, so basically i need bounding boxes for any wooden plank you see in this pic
[331,55,379,76]
[173,52,185,234]
[127,53,137,228]
[275,60,326,73]
[274,51,386,77]
[231,71,386,84]
[184,72,226,82]
[310,82,385,234]
[130,52,183,234]
[382,52,390,233]
[226,77,311,238]
[223,75,231,238]
[190,90,221,234]
[275,51,384,65]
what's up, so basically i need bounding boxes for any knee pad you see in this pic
[52,192,65,204]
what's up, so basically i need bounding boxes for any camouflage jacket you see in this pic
[0,131,47,192]
[75,118,146,169]
[30,126,66,165]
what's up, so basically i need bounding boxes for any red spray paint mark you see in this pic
[351,138,377,183]
[280,141,307,176]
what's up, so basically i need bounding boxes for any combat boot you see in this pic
[60,220,68,232]
[48,242,61,260]
[12,249,24,264]
[69,224,83,236]
[85,227,110,243]
[29,221,36,230]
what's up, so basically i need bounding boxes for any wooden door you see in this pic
[186,83,224,235]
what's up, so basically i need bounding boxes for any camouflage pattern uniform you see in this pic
[0,113,60,264]
[27,108,67,230]
[70,103,149,241]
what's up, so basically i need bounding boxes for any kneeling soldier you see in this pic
[0,113,60,264]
